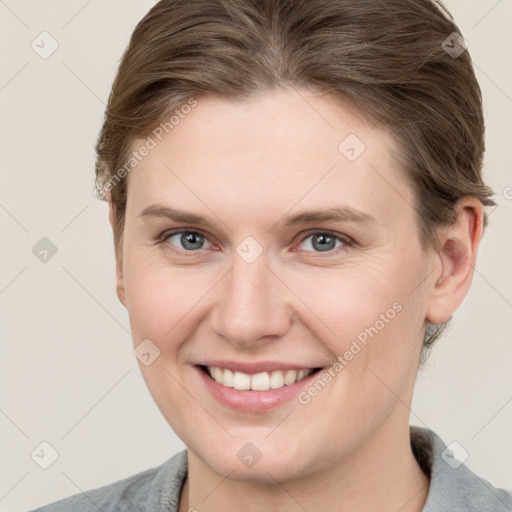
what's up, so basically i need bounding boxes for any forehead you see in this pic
[126,88,415,228]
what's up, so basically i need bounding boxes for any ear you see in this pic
[425,197,484,324]
[108,201,127,307]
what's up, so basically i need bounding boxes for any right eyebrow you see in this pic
[138,204,219,231]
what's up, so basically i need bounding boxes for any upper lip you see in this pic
[197,360,322,375]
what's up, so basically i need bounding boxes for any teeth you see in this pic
[269,370,284,389]
[251,372,270,391]
[233,371,251,390]
[211,367,223,383]
[283,370,297,385]
[223,368,234,387]
[207,366,314,391]
[297,369,307,380]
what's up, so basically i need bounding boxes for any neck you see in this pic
[179,420,430,512]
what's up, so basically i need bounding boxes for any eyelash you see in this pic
[156,228,355,256]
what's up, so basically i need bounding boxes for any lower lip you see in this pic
[195,366,322,413]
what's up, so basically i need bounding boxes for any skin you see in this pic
[109,86,483,512]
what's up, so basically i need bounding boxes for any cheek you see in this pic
[286,257,424,390]
[122,249,219,351]
[122,252,213,436]
[287,260,406,339]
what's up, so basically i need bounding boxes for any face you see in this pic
[115,87,438,482]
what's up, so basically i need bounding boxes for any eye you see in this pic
[161,230,213,252]
[157,228,354,255]
[296,230,353,253]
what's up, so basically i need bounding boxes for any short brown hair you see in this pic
[94,0,496,356]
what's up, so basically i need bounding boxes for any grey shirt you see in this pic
[30,426,512,511]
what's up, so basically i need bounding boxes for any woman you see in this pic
[31,0,512,510]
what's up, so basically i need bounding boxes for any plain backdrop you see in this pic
[0,1,511,510]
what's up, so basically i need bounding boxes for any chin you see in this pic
[190,436,318,484]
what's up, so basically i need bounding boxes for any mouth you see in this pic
[198,364,323,391]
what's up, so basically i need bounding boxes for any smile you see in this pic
[202,365,321,391]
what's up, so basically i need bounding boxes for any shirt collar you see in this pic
[411,425,512,511]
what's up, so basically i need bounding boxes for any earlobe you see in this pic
[425,200,483,324]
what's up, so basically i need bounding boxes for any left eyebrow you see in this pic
[138,204,378,231]
[276,206,378,229]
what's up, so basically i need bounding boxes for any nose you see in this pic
[210,253,291,349]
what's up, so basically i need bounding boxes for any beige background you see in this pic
[1,1,511,510]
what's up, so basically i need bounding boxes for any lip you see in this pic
[195,364,323,413]
[198,359,319,374]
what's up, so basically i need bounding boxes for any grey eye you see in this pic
[167,231,212,251]
[298,233,345,252]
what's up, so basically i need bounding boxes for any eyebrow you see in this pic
[138,204,378,230]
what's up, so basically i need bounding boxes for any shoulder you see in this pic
[28,450,188,512]
[410,426,512,512]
